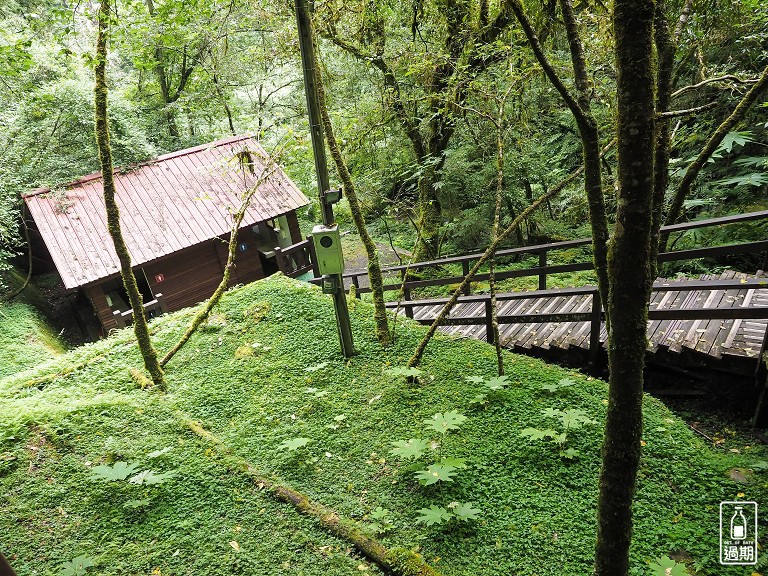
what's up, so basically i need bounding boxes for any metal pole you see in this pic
[294,0,354,357]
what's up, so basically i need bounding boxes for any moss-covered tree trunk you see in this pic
[594,0,655,572]
[311,28,391,346]
[95,1,165,390]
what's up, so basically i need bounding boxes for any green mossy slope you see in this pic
[0,269,66,377]
[1,274,764,575]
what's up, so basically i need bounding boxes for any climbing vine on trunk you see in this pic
[94,1,165,390]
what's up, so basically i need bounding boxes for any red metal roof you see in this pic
[23,135,309,289]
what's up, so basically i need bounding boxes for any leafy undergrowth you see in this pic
[1,274,766,576]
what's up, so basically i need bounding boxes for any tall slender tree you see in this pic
[95,0,165,390]
[594,0,656,572]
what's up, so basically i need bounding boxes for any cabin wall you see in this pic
[85,225,268,333]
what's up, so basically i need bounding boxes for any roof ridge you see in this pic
[22,135,256,198]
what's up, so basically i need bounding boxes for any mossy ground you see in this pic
[0,269,67,378]
[1,274,765,575]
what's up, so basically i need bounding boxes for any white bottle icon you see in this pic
[731,506,747,540]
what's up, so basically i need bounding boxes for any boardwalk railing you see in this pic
[334,209,768,296]
[385,279,768,372]
[113,293,168,329]
[275,238,316,278]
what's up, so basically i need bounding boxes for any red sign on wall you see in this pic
[155,274,165,283]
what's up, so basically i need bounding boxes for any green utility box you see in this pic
[311,224,345,275]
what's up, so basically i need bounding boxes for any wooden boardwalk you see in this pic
[405,270,768,373]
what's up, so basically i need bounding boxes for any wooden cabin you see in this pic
[23,135,310,334]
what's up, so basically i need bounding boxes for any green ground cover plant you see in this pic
[1,274,765,575]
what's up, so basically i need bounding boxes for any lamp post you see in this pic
[294,0,354,358]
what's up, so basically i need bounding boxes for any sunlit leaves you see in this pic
[279,437,311,451]
[390,438,429,460]
[89,461,140,481]
[423,410,467,434]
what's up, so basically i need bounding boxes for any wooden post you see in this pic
[295,0,354,358]
[403,286,414,319]
[538,250,548,290]
[485,297,495,344]
[462,260,471,295]
[307,234,320,278]
[352,276,361,298]
[274,246,287,274]
[156,293,167,314]
[113,309,126,329]
[588,290,601,373]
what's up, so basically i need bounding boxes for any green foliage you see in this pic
[56,555,95,576]
[648,555,689,575]
[422,411,467,434]
[414,461,461,486]
[541,378,575,393]
[390,438,430,460]
[1,275,764,575]
[367,506,394,533]
[279,437,311,451]
[128,469,175,485]
[89,461,140,482]
[384,366,423,378]
[415,501,480,526]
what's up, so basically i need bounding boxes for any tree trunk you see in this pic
[95,2,165,390]
[312,34,391,346]
[594,0,655,572]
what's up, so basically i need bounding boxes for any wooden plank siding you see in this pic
[86,218,281,333]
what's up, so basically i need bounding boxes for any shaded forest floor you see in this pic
[1,275,767,575]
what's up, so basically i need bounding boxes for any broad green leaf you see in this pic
[733,156,768,168]
[552,432,568,445]
[520,428,557,441]
[129,469,175,485]
[424,410,467,434]
[414,463,459,485]
[485,375,510,390]
[304,362,328,372]
[717,130,753,154]
[439,456,468,469]
[464,375,485,384]
[648,555,688,576]
[370,506,390,520]
[415,505,453,526]
[146,447,172,459]
[716,172,768,187]
[390,438,429,460]
[123,499,151,509]
[57,555,95,576]
[469,393,488,405]
[89,461,139,482]
[279,437,311,451]
[559,409,596,429]
[452,501,481,521]
[542,407,563,419]
[560,448,580,459]
[384,366,423,378]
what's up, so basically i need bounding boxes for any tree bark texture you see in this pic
[511,0,610,314]
[95,2,165,390]
[183,418,440,576]
[312,35,391,345]
[594,0,655,572]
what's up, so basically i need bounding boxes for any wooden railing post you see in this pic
[588,290,601,373]
[113,309,126,329]
[462,260,471,295]
[538,250,547,290]
[156,293,167,314]
[306,234,320,278]
[352,276,361,298]
[485,297,495,344]
[274,246,288,274]
[403,287,413,318]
